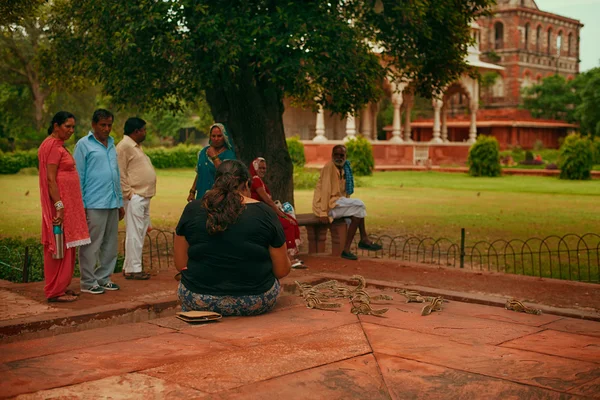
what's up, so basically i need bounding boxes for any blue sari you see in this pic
[195,123,237,199]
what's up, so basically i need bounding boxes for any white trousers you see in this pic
[123,194,151,273]
[329,197,367,219]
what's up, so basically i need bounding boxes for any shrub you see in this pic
[525,150,534,161]
[559,133,593,180]
[345,135,374,176]
[286,136,306,168]
[0,149,38,174]
[467,135,501,177]
[593,137,600,165]
[145,144,204,169]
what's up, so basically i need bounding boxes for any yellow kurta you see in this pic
[312,161,346,219]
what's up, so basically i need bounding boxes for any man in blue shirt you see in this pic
[74,109,125,294]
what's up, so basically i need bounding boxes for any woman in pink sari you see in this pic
[249,157,304,268]
[38,112,90,302]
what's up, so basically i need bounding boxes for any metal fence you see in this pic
[353,229,600,283]
[1,228,599,284]
[0,229,174,283]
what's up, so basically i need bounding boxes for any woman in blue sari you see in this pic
[187,123,236,201]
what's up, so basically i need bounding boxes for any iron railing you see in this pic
[0,229,174,283]
[1,228,599,283]
[352,229,600,283]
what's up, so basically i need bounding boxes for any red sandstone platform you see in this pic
[0,257,599,399]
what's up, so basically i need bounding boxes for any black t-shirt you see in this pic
[176,200,286,296]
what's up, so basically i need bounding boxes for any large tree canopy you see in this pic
[522,68,600,138]
[50,0,493,202]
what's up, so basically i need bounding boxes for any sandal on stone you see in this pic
[48,294,77,303]
[124,272,151,280]
[291,260,307,269]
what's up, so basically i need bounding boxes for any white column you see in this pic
[313,105,327,142]
[361,107,372,140]
[431,98,443,143]
[468,102,478,143]
[343,113,357,142]
[389,94,404,143]
[441,106,449,142]
[404,103,412,142]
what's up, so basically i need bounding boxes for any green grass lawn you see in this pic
[2,169,598,245]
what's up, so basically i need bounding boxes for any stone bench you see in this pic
[295,213,347,257]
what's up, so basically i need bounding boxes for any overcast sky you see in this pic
[535,0,600,71]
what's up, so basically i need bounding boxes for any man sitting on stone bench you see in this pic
[312,144,382,260]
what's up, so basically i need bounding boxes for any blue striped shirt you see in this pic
[74,131,123,209]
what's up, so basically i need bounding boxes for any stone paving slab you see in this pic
[363,322,600,393]
[375,353,585,400]
[422,296,565,327]
[541,317,600,338]
[500,329,600,364]
[0,321,174,364]
[142,323,371,394]
[569,376,600,398]
[0,289,58,321]
[203,354,389,400]
[13,373,206,399]
[178,303,359,348]
[0,333,228,398]
[357,298,544,346]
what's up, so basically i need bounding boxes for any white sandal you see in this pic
[291,260,307,269]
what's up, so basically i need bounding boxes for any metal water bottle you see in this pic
[52,225,64,259]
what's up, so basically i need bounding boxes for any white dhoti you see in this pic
[123,194,151,273]
[329,197,367,219]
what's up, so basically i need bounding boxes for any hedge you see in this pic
[0,145,205,174]
[0,149,38,174]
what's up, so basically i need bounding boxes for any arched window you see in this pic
[494,22,504,49]
[521,73,533,89]
[524,23,530,50]
[547,28,552,55]
[567,32,573,56]
[492,75,505,98]
[536,26,542,52]
[556,32,563,56]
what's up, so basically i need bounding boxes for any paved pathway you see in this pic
[1,286,599,399]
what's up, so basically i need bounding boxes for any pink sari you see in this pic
[38,137,90,298]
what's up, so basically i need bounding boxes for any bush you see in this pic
[525,150,534,161]
[145,144,204,169]
[467,135,501,177]
[345,135,374,176]
[286,136,305,167]
[533,139,544,151]
[593,137,600,165]
[0,149,38,174]
[559,134,593,180]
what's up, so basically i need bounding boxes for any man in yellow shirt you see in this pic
[116,117,156,280]
[313,145,382,260]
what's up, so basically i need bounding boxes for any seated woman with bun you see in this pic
[174,159,291,316]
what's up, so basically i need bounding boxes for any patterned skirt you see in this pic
[178,280,281,316]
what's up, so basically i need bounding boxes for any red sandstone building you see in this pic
[478,0,582,107]
[283,0,581,167]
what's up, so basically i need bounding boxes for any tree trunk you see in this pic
[205,71,294,206]
[30,79,46,131]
